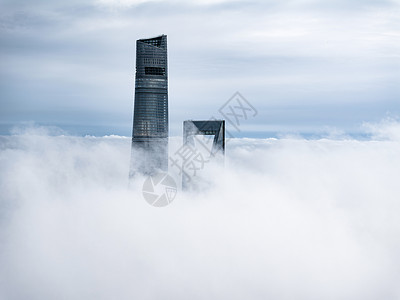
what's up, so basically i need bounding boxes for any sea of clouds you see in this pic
[1,120,400,300]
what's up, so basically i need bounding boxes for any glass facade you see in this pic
[131,35,168,176]
[182,120,225,189]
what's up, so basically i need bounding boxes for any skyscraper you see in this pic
[182,120,225,189]
[130,35,168,176]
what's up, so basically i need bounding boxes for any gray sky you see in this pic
[1,0,399,136]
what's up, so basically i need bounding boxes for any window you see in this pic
[145,67,165,76]
[141,37,162,47]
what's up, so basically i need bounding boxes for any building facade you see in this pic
[130,35,168,176]
[182,120,225,189]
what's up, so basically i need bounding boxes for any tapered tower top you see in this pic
[137,35,167,49]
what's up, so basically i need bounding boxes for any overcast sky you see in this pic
[1,0,399,136]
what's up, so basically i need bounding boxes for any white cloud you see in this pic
[363,117,400,141]
[95,0,234,8]
[1,122,400,299]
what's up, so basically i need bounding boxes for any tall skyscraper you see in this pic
[130,35,168,176]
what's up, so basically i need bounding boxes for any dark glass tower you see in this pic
[130,35,168,176]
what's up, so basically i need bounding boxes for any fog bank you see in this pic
[1,122,400,299]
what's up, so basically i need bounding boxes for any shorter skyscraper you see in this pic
[183,120,225,155]
[182,120,225,189]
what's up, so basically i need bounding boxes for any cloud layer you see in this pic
[1,122,400,299]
